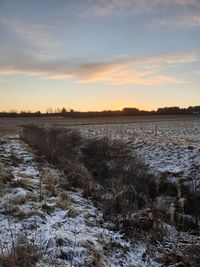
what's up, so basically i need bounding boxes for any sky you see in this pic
[0,0,200,112]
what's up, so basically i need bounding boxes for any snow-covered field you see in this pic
[76,118,200,187]
[0,136,160,267]
[0,117,199,266]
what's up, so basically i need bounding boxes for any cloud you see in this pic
[80,0,200,17]
[80,0,134,17]
[1,18,57,49]
[0,52,197,86]
[174,0,200,6]
[80,0,200,29]
[77,70,186,86]
[151,13,200,29]
[186,15,200,27]
[71,54,197,85]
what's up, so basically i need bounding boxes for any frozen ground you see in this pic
[76,118,200,187]
[0,136,160,267]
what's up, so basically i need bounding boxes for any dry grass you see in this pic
[42,168,59,197]
[56,191,73,210]
[159,243,200,267]
[67,207,80,218]
[83,240,104,267]
[10,178,35,191]
[3,204,26,220]
[26,209,46,219]
[0,165,12,185]
[0,234,41,267]
[0,125,20,138]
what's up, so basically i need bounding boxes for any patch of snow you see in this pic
[0,137,160,266]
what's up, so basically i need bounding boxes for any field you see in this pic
[2,115,200,184]
[76,116,200,187]
[0,114,199,126]
[0,115,199,266]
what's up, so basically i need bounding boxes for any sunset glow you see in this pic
[0,0,200,112]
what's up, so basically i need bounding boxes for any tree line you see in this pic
[0,106,200,118]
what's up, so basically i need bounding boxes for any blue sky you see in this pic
[0,0,200,112]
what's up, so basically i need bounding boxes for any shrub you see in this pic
[21,126,157,217]
[21,125,82,163]
[81,137,157,215]
[0,235,41,267]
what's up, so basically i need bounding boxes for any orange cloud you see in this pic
[0,66,18,75]
[77,66,186,86]
[76,53,197,85]
[0,53,198,86]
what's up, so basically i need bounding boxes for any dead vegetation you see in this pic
[20,125,200,266]
[21,126,200,223]
[21,126,158,218]
[42,168,59,197]
[83,240,104,267]
[0,125,20,138]
[0,234,41,267]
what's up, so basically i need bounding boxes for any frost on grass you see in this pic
[77,119,200,190]
[0,136,160,267]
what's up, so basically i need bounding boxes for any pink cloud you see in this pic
[0,53,197,86]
